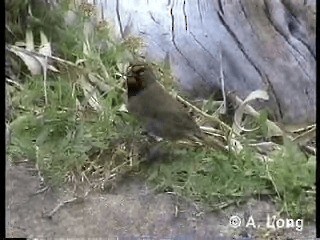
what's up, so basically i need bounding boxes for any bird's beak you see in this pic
[126,75,138,85]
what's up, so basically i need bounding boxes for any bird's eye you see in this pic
[138,71,144,76]
[128,64,147,78]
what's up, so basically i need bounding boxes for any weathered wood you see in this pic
[94,0,315,125]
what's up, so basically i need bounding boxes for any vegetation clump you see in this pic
[6,0,315,220]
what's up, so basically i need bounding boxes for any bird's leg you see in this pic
[146,141,171,162]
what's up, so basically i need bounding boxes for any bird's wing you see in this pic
[128,82,200,132]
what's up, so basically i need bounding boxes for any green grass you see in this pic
[6,0,315,221]
[145,141,315,219]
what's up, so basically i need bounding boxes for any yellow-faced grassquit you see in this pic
[126,62,226,152]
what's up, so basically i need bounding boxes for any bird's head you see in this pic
[126,62,157,97]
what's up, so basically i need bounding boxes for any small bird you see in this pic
[126,62,226,152]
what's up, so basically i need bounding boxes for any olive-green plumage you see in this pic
[126,63,202,140]
[126,62,226,152]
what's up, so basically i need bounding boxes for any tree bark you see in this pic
[96,0,315,125]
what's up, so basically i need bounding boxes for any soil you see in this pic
[6,160,316,239]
